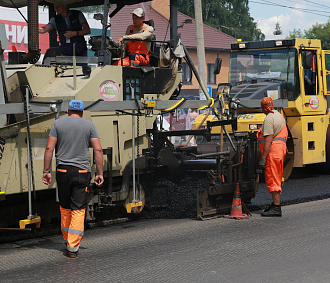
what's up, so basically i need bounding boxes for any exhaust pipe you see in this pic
[21,0,40,63]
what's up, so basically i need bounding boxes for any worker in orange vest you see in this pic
[257,97,288,217]
[43,100,104,258]
[114,8,154,67]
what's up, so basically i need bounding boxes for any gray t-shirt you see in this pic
[49,116,100,171]
[49,10,87,31]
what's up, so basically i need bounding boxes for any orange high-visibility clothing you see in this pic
[127,24,150,55]
[114,53,149,67]
[311,53,316,85]
[257,118,288,193]
[57,167,90,252]
[60,206,86,252]
[114,24,150,67]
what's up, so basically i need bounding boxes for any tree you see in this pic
[273,22,282,35]
[178,0,265,41]
[288,28,304,38]
[288,20,330,50]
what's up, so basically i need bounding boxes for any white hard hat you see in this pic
[131,8,145,18]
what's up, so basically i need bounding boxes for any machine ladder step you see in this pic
[126,201,143,213]
[19,216,41,229]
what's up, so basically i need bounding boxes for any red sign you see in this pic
[99,80,120,101]
[0,19,49,61]
[309,96,319,111]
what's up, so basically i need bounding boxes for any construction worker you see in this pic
[304,51,316,95]
[39,4,91,56]
[257,97,288,217]
[114,8,154,67]
[42,99,104,258]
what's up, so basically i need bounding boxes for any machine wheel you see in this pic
[282,129,294,181]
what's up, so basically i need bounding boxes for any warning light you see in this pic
[237,39,242,42]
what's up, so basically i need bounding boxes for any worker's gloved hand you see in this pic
[258,159,266,170]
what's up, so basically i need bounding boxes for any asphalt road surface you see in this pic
[1,167,330,283]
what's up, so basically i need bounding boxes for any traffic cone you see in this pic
[224,183,249,219]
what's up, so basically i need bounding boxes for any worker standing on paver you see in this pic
[39,4,91,56]
[42,99,104,258]
[257,97,287,217]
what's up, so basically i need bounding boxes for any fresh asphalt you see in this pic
[1,166,330,283]
[251,166,330,208]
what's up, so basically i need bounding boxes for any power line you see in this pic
[281,0,330,9]
[249,0,330,17]
[285,0,326,8]
[300,0,330,9]
[263,0,330,15]
[263,0,329,13]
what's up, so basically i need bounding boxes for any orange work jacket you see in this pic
[257,116,288,193]
[257,117,288,152]
[127,24,150,55]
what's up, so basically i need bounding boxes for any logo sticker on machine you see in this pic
[309,96,319,110]
[99,80,120,101]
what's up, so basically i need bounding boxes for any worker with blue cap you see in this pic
[43,99,104,258]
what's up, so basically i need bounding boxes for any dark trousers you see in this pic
[56,165,91,252]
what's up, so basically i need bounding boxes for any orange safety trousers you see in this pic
[257,118,288,193]
[114,24,150,67]
[60,206,85,251]
[56,166,90,252]
[114,53,149,67]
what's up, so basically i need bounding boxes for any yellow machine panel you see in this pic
[193,113,266,134]
[287,115,328,166]
[91,114,148,177]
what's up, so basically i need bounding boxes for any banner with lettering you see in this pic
[0,19,49,61]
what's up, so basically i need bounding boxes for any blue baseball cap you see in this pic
[68,99,84,111]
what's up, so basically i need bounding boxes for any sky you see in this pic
[248,0,330,39]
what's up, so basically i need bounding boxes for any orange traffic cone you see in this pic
[224,183,249,219]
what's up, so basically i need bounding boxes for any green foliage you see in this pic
[288,28,304,38]
[273,22,282,35]
[288,20,330,50]
[304,21,330,50]
[178,0,265,41]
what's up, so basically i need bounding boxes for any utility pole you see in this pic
[194,0,207,100]
[170,0,178,48]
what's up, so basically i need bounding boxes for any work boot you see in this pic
[263,203,274,212]
[67,250,78,258]
[261,204,282,217]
